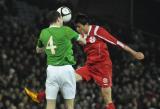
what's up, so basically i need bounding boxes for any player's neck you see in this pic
[50,23,62,28]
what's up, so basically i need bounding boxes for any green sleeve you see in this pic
[37,30,44,48]
[65,26,79,40]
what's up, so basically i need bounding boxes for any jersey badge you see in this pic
[103,78,109,85]
[89,36,96,43]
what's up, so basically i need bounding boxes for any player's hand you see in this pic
[133,52,144,60]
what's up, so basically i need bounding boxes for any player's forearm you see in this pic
[36,47,45,54]
[122,45,137,56]
[122,44,144,60]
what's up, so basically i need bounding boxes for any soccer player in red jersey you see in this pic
[25,14,144,109]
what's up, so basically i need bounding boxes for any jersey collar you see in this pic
[49,24,61,28]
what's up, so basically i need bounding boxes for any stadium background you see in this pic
[0,0,160,109]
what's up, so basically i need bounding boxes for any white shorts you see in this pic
[45,65,76,100]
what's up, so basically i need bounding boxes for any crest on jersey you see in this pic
[103,78,108,85]
[89,36,96,43]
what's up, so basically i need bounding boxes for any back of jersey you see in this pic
[37,26,78,66]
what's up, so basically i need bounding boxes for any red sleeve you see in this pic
[95,26,125,48]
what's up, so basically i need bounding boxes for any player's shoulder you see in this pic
[40,28,48,33]
[61,26,72,30]
[61,26,74,33]
[39,28,50,39]
[91,25,103,31]
[94,25,105,30]
[94,25,107,33]
[91,25,103,34]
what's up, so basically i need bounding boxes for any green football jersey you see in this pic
[37,26,79,66]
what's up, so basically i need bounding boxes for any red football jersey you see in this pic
[83,25,124,65]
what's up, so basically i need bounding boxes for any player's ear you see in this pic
[57,18,61,24]
[57,17,60,22]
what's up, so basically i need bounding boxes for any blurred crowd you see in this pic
[0,0,160,109]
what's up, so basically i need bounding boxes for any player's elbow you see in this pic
[36,49,41,53]
[36,47,44,53]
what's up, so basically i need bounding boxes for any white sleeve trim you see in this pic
[117,41,125,48]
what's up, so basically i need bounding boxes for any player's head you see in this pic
[74,13,90,34]
[47,10,63,26]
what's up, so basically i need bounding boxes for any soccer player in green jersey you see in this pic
[36,10,85,109]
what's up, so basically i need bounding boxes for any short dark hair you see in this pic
[74,13,90,25]
[47,10,61,24]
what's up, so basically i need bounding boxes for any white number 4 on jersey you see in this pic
[46,36,57,55]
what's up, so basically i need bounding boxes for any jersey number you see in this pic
[46,36,57,55]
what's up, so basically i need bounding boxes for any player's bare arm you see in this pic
[36,46,45,54]
[122,44,144,60]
